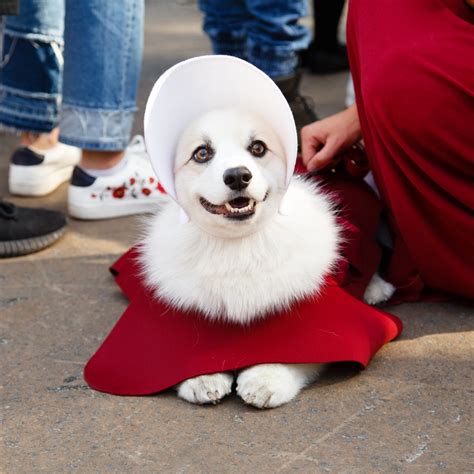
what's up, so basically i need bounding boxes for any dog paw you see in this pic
[364,273,396,305]
[176,372,233,405]
[236,364,303,409]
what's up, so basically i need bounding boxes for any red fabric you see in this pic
[347,0,474,298]
[85,248,402,396]
[319,173,382,299]
[84,152,432,396]
[84,170,407,396]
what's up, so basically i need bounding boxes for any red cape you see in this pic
[84,248,402,396]
[84,168,405,396]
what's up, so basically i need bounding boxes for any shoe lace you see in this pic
[0,201,18,220]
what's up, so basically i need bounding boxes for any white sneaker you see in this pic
[68,136,168,220]
[9,143,81,196]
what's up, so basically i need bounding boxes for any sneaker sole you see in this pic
[0,227,66,258]
[68,199,162,220]
[9,164,75,197]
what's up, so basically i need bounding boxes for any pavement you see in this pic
[1,1,472,472]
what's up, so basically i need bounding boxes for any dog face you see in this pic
[174,107,287,238]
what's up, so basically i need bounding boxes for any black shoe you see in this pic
[0,201,67,258]
[302,43,350,74]
[274,70,318,132]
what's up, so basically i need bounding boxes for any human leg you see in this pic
[245,0,315,130]
[197,0,249,60]
[313,0,345,51]
[347,0,474,298]
[58,0,165,219]
[303,0,349,74]
[198,0,315,130]
[0,0,82,196]
[244,0,310,79]
[0,0,64,132]
[60,0,144,152]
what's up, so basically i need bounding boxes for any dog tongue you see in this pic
[229,197,250,209]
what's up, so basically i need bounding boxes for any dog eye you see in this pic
[248,140,267,158]
[192,145,214,163]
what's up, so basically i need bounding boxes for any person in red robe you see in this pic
[301,0,474,300]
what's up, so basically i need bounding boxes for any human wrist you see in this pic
[345,104,362,143]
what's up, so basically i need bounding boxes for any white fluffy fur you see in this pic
[141,175,339,324]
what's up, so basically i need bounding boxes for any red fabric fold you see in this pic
[347,0,474,299]
[85,251,402,395]
[84,171,406,396]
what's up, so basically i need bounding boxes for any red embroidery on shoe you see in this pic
[142,188,151,196]
[113,187,126,198]
[91,193,97,198]
[149,177,155,184]
[130,177,136,185]
[156,183,166,194]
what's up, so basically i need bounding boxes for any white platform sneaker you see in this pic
[9,143,81,196]
[68,136,167,220]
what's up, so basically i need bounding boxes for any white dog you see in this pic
[140,107,394,408]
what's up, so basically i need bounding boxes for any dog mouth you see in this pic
[199,196,257,220]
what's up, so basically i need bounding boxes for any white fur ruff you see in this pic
[140,176,340,324]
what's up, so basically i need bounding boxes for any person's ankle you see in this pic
[80,150,125,170]
[20,127,60,150]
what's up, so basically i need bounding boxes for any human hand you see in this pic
[301,104,362,172]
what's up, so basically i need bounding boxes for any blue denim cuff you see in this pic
[0,85,59,133]
[59,104,136,151]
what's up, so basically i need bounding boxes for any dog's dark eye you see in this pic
[192,144,214,163]
[248,140,267,158]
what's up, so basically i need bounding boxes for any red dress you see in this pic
[347,0,474,298]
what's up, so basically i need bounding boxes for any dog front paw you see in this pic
[176,372,233,405]
[236,364,303,409]
[364,273,396,305]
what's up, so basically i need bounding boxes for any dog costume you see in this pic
[85,56,404,396]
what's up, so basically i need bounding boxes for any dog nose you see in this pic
[223,166,253,191]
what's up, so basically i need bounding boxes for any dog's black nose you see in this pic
[223,166,252,191]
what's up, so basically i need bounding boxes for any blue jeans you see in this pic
[0,0,144,150]
[198,0,310,79]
